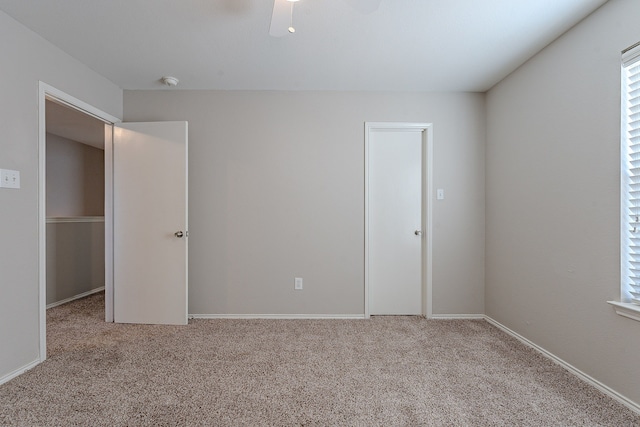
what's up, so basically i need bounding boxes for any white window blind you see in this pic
[622,43,640,305]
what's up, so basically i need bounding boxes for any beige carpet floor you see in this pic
[0,293,638,426]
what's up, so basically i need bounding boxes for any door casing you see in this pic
[364,122,433,318]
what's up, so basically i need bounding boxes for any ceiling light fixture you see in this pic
[287,0,299,34]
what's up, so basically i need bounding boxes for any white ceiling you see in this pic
[0,0,607,92]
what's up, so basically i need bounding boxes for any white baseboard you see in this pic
[46,286,105,309]
[189,313,366,320]
[430,314,485,319]
[191,313,485,320]
[484,316,640,415]
[0,358,41,386]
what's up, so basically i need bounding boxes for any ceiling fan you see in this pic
[269,0,383,37]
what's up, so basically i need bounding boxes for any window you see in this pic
[613,42,640,321]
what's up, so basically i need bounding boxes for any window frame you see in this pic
[610,42,640,321]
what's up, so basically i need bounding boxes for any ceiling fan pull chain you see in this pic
[288,0,296,33]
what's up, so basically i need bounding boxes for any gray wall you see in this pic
[124,91,486,316]
[46,133,104,217]
[486,0,640,406]
[45,133,105,306]
[0,9,121,381]
[46,220,105,305]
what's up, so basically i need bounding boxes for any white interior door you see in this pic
[368,128,423,315]
[113,121,188,325]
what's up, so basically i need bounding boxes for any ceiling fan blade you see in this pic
[343,0,382,14]
[269,0,291,37]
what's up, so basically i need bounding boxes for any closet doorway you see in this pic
[45,98,106,310]
[38,83,119,361]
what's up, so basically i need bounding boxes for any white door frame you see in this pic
[364,122,433,319]
[38,82,120,361]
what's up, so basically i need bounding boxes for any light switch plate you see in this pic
[437,189,444,200]
[0,169,20,189]
[294,277,303,290]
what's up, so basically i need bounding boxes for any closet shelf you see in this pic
[46,216,104,223]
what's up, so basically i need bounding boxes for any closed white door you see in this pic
[368,128,423,315]
[113,121,188,325]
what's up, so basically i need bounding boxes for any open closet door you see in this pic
[113,121,188,325]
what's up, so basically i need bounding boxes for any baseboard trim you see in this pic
[191,313,487,320]
[0,358,41,386]
[46,286,105,309]
[430,314,485,320]
[484,316,640,415]
[189,314,366,320]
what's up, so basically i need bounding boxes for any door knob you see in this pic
[175,231,184,238]
[414,230,423,236]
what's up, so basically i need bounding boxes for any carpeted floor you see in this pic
[0,293,638,426]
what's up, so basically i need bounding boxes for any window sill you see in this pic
[608,301,640,322]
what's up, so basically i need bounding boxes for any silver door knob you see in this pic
[414,230,423,236]
[175,231,184,238]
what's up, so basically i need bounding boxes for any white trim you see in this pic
[184,123,189,324]
[46,286,105,309]
[607,301,640,322]
[620,51,628,305]
[622,44,640,65]
[46,216,105,224]
[104,124,114,323]
[431,314,485,320]
[424,124,434,319]
[38,84,47,363]
[40,84,120,124]
[189,314,366,320]
[38,82,121,363]
[485,316,640,415]
[0,359,41,386]
[364,122,434,319]
[621,49,634,304]
[364,124,370,318]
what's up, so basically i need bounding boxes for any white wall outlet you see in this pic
[0,169,20,189]
[294,277,303,290]
[436,188,444,200]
